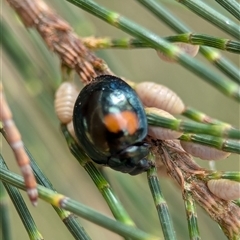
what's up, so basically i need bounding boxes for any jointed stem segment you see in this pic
[0,84,38,205]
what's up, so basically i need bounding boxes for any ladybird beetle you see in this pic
[73,75,152,175]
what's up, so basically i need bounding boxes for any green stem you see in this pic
[83,34,240,54]
[0,167,160,240]
[25,148,91,240]
[182,106,231,126]
[1,123,91,240]
[147,158,177,240]
[61,125,136,227]
[0,156,43,240]
[180,134,240,154]
[0,182,11,240]
[206,171,240,181]
[135,0,240,84]
[215,0,240,21]
[183,190,200,240]
[67,0,240,101]
[176,0,240,40]
[199,47,240,84]
[233,199,240,207]
[146,113,240,140]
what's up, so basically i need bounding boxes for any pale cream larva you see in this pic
[135,82,185,115]
[180,141,231,160]
[208,179,240,201]
[54,82,79,124]
[145,107,182,140]
[157,42,200,63]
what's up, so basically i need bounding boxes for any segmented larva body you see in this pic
[54,82,79,124]
[145,107,182,140]
[135,82,185,115]
[207,179,240,201]
[157,42,199,63]
[180,141,231,160]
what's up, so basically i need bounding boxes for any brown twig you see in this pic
[0,84,38,205]
[6,0,113,85]
[150,138,240,239]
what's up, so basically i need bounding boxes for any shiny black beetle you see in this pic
[73,75,151,175]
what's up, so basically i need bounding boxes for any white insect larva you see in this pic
[135,82,185,115]
[54,82,79,124]
[157,42,200,63]
[208,179,240,201]
[145,107,182,140]
[180,141,231,160]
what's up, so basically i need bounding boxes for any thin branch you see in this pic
[6,0,113,84]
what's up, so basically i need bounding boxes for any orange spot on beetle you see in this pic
[104,111,139,135]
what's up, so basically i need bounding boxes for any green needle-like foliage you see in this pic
[25,149,91,240]
[233,199,240,207]
[146,113,240,139]
[176,0,240,40]
[0,156,43,240]
[147,155,176,240]
[0,166,160,240]
[182,106,231,126]
[136,0,240,83]
[83,34,240,54]
[61,125,136,227]
[0,182,11,240]
[68,0,240,102]
[180,134,240,154]
[0,120,92,240]
[183,191,200,240]
[207,171,240,181]
[215,0,240,21]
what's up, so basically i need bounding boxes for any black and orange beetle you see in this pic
[73,75,152,175]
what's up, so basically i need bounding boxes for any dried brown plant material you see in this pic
[6,0,113,84]
[149,137,240,238]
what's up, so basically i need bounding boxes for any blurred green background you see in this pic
[1,0,239,239]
